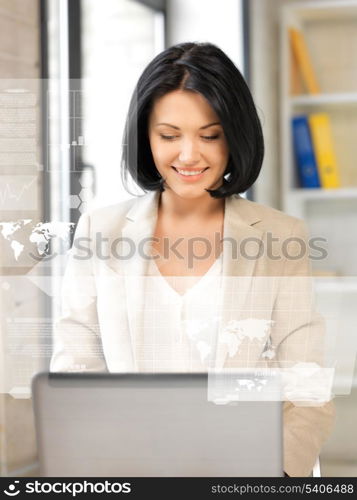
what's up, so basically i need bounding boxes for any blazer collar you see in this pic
[222,194,264,277]
[125,190,262,227]
[125,190,160,224]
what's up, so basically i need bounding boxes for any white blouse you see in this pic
[135,254,224,372]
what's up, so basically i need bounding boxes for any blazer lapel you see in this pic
[119,191,160,368]
[222,194,264,277]
[214,195,265,368]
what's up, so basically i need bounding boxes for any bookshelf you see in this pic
[280,2,357,391]
[280,1,357,279]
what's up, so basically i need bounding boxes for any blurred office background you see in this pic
[0,0,356,477]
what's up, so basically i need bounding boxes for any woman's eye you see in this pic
[202,135,219,141]
[160,135,177,140]
[160,134,219,141]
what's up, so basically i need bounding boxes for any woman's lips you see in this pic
[171,166,209,182]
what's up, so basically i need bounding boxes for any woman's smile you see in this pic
[171,166,209,182]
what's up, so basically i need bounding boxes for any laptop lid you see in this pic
[32,372,283,477]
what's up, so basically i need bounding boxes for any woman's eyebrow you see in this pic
[155,122,221,130]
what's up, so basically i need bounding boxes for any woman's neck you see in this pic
[158,190,225,221]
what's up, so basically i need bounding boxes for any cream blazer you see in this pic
[50,191,335,477]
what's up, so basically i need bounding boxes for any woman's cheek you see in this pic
[153,142,174,165]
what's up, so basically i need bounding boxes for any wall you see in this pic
[166,0,243,76]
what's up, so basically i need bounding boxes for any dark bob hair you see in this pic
[121,41,264,198]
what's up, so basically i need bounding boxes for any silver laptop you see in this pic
[32,372,283,477]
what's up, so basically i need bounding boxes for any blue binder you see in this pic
[292,115,321,188]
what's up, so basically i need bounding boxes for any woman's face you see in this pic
[148,89,230,200]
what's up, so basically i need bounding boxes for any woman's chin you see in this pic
[161,175,224,200]
[166,185,211,200]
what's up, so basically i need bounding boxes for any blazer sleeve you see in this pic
[271,219,335,477]
[50,212,108,372]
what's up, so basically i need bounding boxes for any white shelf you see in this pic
[315,278,357,293]
[288,188,357,201]
[289,93,357,107]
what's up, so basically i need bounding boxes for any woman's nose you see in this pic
[178,139,200,164]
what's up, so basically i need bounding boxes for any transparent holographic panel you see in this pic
[0,82,40,173]
[2,270,356,400]
[0,216,75,269]
[0,175,38,211]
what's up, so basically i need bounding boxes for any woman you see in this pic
[50,42,334,476]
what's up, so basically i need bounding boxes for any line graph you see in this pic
[0,175,38,210]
